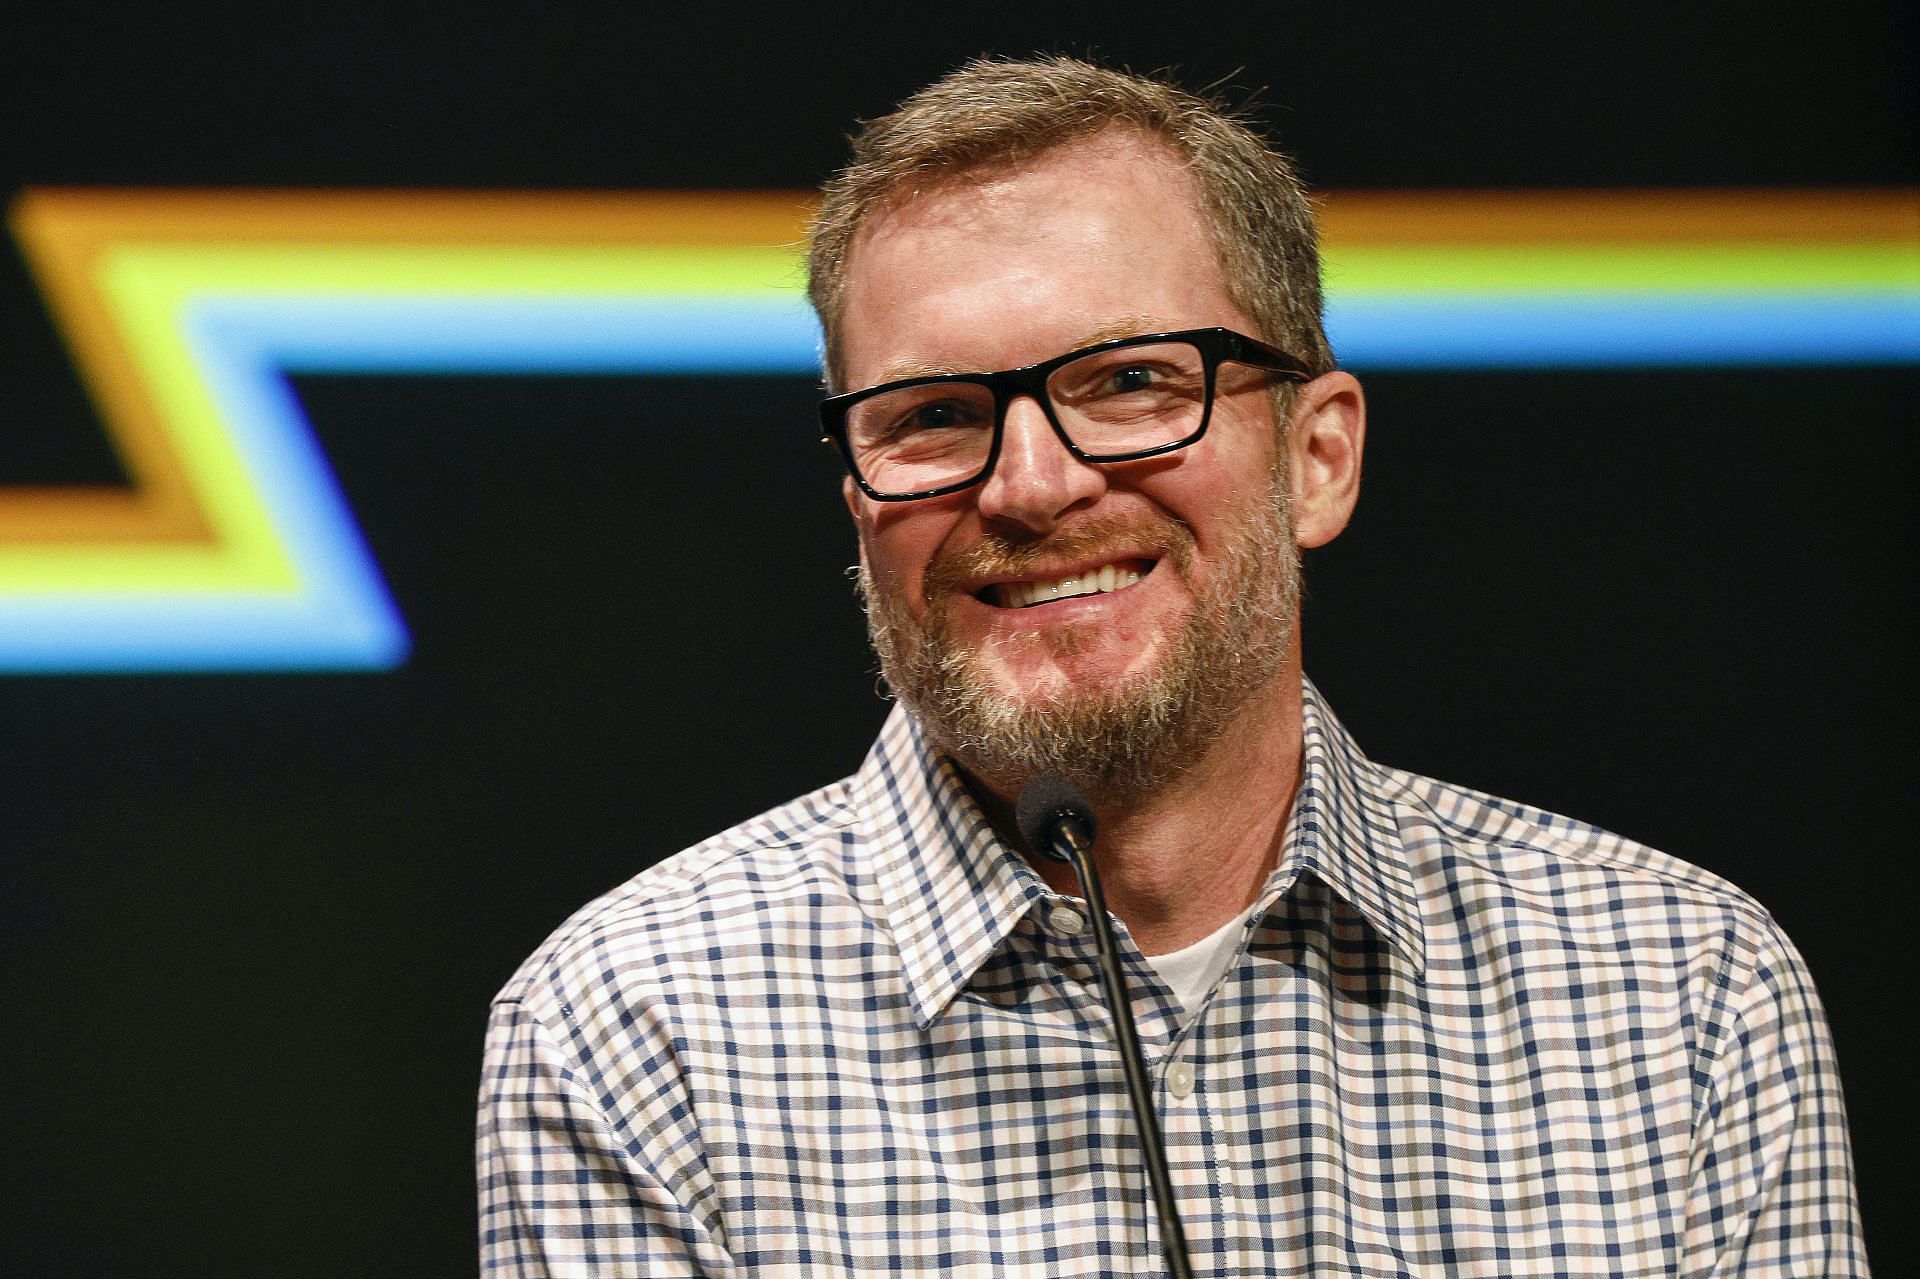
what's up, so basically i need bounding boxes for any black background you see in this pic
[1,4,1913,1274]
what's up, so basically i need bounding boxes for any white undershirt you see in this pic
[1142,911,1249,1016]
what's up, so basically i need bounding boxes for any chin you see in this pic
[1022,639,1179,708]
[858,481,1302,800]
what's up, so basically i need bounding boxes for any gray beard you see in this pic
[857,471,1300,807]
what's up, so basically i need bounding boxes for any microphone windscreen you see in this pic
[1016,775,1097,859]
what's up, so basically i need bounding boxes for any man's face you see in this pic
[837,130,1303,800]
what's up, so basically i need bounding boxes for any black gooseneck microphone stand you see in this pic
[1016,777,1195,1279]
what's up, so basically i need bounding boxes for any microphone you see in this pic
[1014,775,1094,863]
[1015,777,1194,1279]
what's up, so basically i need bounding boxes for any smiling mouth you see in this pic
[985,559,1153,609]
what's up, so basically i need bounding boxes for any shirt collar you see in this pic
[858,678,1427,1028]
[855,705,1052,1028]
[1278,679,1428,977]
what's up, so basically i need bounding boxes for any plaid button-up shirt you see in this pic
[479,682,1865,1276]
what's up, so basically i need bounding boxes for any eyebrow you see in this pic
[869,315,1168,386]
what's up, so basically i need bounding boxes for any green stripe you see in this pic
[108,244,808,294]
[1323,243,1919,294]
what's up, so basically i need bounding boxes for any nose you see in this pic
[973,395,1106,532]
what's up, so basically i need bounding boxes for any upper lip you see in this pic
[961,552,1158,600]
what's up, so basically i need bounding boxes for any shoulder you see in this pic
[1375,760,1792,985]
[1381,761,1750,899]
[491,774,877,1023]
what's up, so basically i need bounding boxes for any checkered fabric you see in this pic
[478,681,1865,1276]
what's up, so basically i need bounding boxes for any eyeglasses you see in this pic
[819,327,1312,502]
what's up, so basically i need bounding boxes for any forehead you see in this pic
[852,129,1212,272]
[838,131,1245,388]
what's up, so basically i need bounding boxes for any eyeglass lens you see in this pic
[844,339,1210,498]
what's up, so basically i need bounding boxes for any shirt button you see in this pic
[1166,1059,1196,1099]
[1048,904,1087,936]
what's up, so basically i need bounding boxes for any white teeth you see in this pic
[1000,565,1143,609]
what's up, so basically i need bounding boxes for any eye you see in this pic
[855,389,993,448]
[1051,349,1198,407]
[1103,363,1163,394]
[904,400,972,432]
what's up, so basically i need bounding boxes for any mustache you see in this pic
[921,516,1195,603]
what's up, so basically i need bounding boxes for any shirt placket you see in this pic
[1036,893,1230,1272]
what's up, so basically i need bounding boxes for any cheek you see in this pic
[858,506,948,602]
[1195,429,1285,515]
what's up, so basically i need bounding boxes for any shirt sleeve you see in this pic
[1680,917,1868,1277]
[477,995,736,1278]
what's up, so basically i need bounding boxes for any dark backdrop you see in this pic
[1,4,1913,1274]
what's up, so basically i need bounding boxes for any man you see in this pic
[478,57,1865,1276]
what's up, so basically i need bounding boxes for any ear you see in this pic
[1285,371,1365,550]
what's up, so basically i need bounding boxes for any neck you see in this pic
[968,669,1306,955]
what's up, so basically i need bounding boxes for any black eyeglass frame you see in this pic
[819,326,1315,502]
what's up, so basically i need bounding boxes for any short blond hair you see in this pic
[806,55,1333,392]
